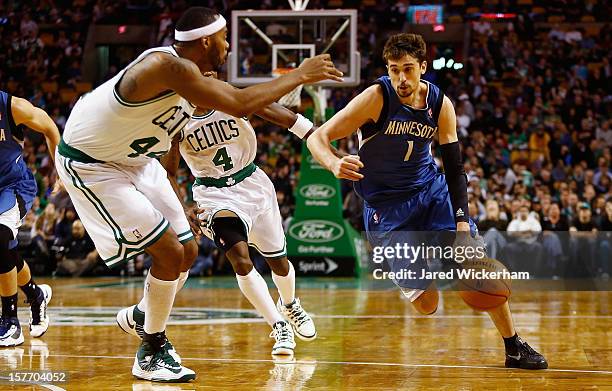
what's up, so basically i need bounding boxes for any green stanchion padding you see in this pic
[287,141,364,277]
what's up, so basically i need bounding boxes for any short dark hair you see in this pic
[382,33,427,64]
[175,7,219,41]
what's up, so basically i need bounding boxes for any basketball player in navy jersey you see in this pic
[0,91,58,346]
[307,33,547,369]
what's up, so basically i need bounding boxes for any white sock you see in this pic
[143,273,178,334]
[137,270,189,312]
[236,268,283,326]
[272,261,295,306]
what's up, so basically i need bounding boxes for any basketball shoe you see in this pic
[270,321,295,355]
[117,305,181,364]
[0,317,23,347]
[505,335,548,369]
[132,332,195,382]
[277,298,316,341]
[29,284,52,338]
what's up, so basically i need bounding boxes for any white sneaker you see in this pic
[29,284,52,338]
[0,317,24,347]
[277,298,317,341]
[116,305,144,338]
[270,321,295,356]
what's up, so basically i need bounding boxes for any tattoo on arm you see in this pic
[167,56,196,76]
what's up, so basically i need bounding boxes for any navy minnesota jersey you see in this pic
[0,90,37,206]
[354,76,444,207]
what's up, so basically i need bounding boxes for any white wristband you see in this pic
[288,114,314,139]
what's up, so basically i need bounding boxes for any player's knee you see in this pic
[226,241,253,275]
[0,224,14,247]
[231,255,253,276]
[150,235,184,275]
[0,225,17,274]
[266,256,289,276]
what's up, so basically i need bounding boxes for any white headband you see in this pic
[175,15,226,41]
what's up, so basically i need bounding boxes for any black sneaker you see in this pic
[505,336,548,369]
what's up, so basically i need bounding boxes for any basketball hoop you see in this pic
[272,67,303,108]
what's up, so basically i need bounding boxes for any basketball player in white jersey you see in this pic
[154,72,320,356]
[55,6,342,382]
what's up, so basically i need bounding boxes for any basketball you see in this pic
[457,258,511,311]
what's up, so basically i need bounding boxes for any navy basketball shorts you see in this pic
[363,174,478,293]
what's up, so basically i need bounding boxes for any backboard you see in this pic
[228,10,360,87]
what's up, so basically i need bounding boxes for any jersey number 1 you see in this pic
[404,140,414,161]
[212,147,234,171]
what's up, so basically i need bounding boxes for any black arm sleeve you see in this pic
[440,141,469,223]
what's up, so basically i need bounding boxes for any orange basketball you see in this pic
[457,257,511,311]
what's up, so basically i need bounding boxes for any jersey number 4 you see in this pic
[128,137,166,159]
[212,147,234,171]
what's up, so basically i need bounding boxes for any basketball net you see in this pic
[280,0,329,123]
[272,67,303,108]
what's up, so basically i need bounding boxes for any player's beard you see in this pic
[397,85,413,98]
[209,44,228,71]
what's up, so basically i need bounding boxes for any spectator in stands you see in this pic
[569,203,599,277]
[479,199,508,259]
[54,207,77,246]
[189,236,217,277]
[54,220,99,277]
[506,205,543,274]
[32,203,57,257]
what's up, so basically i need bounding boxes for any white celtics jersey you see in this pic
[179,110,256,178]
[62,46,195,165]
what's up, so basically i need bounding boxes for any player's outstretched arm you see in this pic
[438,95,469,232]
[157,54,342,118]
[11,96,60,162]
[255,102,297,129]
[306,85,383,181]
[254,103,346,158]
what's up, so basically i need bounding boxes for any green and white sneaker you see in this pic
[132,337,195,383]
[277,298,317,341]
[117,305,145,338]
[117,305,181,364]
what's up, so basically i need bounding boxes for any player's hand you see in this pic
[297,54,344,84]
[184,205,203,240]
[202,71,217,78]
[331,155,364,181]
[453,230,486,264]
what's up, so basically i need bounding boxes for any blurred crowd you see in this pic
[1,0,610,278]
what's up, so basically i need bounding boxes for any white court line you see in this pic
[39,385,66,391]
[44,353,612,375]
[314,314,612,319]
